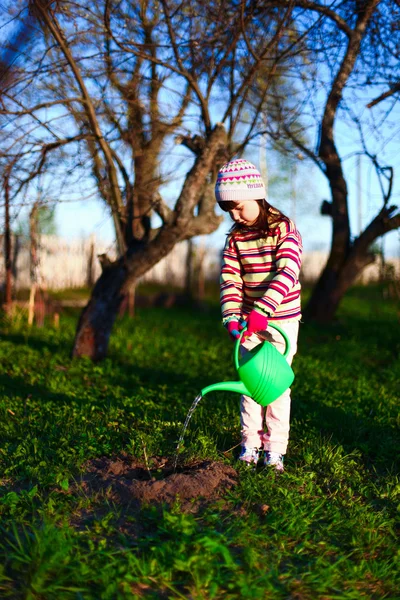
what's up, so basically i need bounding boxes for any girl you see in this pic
[215,159,302,472]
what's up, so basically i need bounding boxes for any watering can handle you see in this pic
[234,323,291,371]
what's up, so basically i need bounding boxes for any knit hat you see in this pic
[215,159,266,202]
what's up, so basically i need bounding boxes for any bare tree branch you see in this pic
[31,0,126,254]
[289,0,352,37]
[159,0,211,131]
[367,82,400,108]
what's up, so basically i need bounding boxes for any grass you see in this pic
[0,285,399,599]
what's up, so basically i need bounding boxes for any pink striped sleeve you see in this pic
[220,235,243,324]
[254,226,302,316]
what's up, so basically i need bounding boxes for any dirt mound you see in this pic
[80,454,238,510]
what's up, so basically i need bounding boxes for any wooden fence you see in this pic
[0,235,220,291]
[1,234,399,291]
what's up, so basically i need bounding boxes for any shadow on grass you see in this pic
[291,396,399,473]
[0,373,74,407]
[2,298,398,479]
[293,312,399,473]
[298,313,399,357]
[0,331,68,356]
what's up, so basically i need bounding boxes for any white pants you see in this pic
[240,321,299,455]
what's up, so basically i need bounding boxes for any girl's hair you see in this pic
[218,199,289,235]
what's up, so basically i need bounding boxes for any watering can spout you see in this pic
[201,381,250,398]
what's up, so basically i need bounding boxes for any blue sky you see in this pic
[3,2,398,259]
[53,75,400,259]
[54,133,400,259]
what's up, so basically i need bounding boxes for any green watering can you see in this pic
[201,324,294,407]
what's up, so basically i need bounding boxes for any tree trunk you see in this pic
[12,234,20,283]
[304,247,374,322]
[185,239,193,299]
[28,284,36,326]
[305,265,352,322]
[3,169,12,311]
[304,3,381,323]
[72,225,184,359]
[28,202,40,326]
[86,234,96,288]
[72,261,128,360]
[72,124,227,360]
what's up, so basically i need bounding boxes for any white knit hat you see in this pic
[215,159,266,201]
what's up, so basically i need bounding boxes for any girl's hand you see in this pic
[241,310,268,339]
[226,320,241,340]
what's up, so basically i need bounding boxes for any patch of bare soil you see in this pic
[79,454,238,511]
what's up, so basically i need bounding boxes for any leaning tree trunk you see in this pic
[72,217,220,360]
[72,260,129,360]
[71,234,179,360]
[72,220,213,360]
[72,124,227,360]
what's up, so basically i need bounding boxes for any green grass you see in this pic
[0,286,399,599]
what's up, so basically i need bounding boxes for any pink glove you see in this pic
[241,310,269,340]
[226,320,240,340]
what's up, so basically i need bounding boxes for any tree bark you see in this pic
[72,211,223,359]
[304,247,374,322]
[305,201,400,321]
[71,121,226,359]
[72,233,182,360]
[72,260,128,360]
[304,0,386,322]
[3,168,12,311]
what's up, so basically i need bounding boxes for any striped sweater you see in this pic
[220,218,302,324]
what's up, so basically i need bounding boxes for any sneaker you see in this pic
[264,451,284,472]
[238,447,260,466]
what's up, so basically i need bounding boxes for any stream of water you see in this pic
[173,393,203,471]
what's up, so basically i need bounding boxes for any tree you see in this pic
[263,0,400,321]
[5,2,397,346]
[0,3,36,92]
[15,203,57,238]
[2,0,301,358]
[2,163,13,311]
[0,4,41,311]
